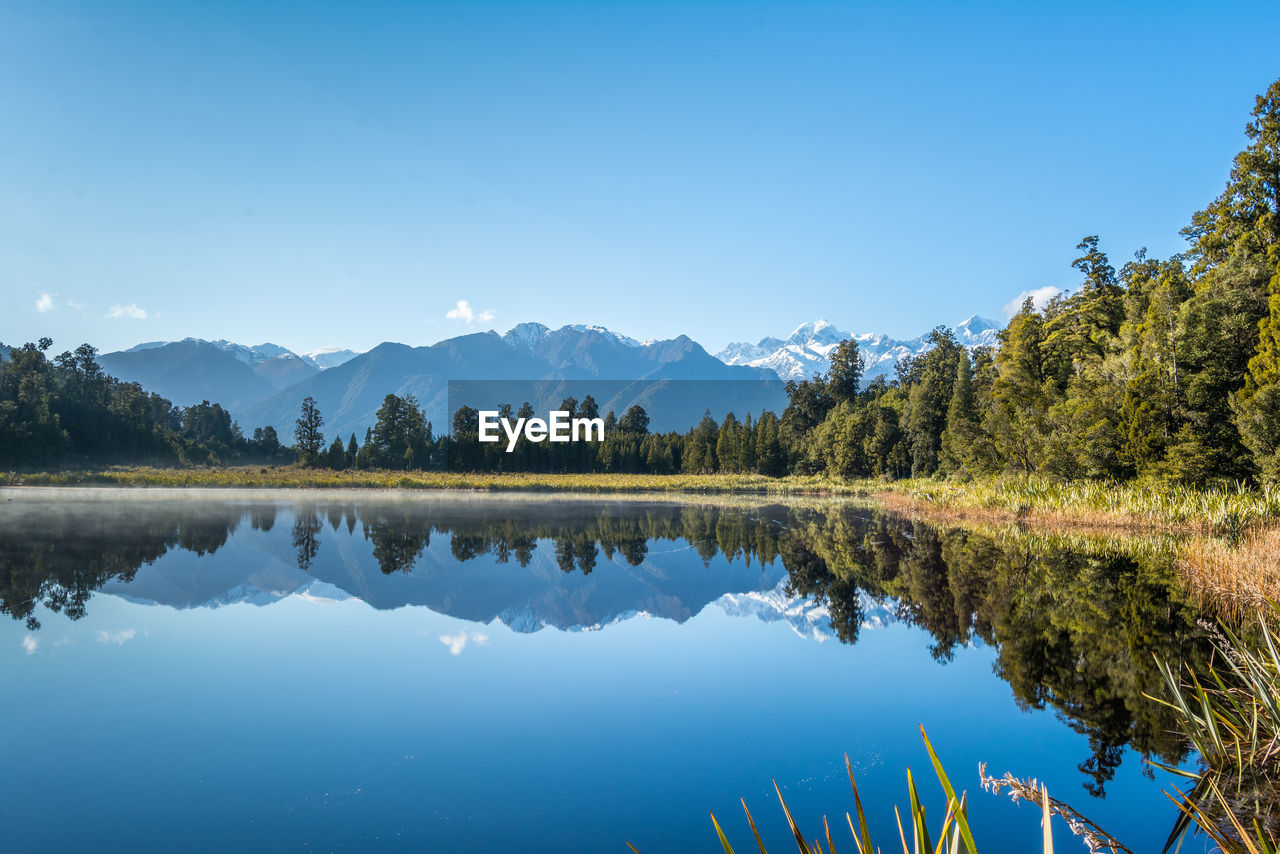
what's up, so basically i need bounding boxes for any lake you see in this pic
[0,488,1212,852]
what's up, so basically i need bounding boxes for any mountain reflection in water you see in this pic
[1,489,1209,802]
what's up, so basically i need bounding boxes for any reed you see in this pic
[1178,527,1280,618]
[1151,607,1280,852]
[628,728,1130,854]
[882,477,1280,534]
[880,477,1280,619]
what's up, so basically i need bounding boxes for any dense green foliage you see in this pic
[779,79,1280,486]
[0,339,291,468]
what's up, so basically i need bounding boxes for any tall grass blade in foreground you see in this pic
[1150,605,1280,852]
[627,729,1120,854]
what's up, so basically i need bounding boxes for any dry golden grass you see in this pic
[875,490,1181,535]
[0,465,872,495]
[1178,526,1280,618]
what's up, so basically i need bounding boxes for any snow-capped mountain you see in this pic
[302,346,360,369]
[501,322,650,352]
[500,322,553,352]
[101,315,1002,433]
[125,337,291,364]
[717,315,1002,382]
[716,577,895,642]
[238,322,783,438]
[124,338,360,371]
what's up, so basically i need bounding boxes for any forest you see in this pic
[0,339,291,468]
[3,77,1278,485]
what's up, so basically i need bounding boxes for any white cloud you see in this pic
[1002,286,1063,319]
[35,293,54,313]
[439,630,489,656]
[440,631,467,655]
[445,300,496,325]
[66,299,87,311]
[21,635,38,654]
[107,303,149,320]
[95,628,136,646]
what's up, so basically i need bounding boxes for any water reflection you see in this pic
[0,491,1209,796]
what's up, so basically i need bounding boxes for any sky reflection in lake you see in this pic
[0,489,1209,852]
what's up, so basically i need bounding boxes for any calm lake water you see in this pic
[1,488,1213,852]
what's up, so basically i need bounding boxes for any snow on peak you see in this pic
[502,322,551,351]
[953,316,1001,348]
[302,346,360,369]
[504,323,650,351]
[716,315,1004,382]
[715,576,895,641]
[785,318,849,347]
[562,324,645,347]
[126,338,294,365]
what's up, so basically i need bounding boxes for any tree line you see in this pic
[288,390,788,475]
[780,78,1280,484]
[0,339,291,468]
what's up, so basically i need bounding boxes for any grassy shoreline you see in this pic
[5,466,1277,525]
[6,466,1277,613]
[878,476,1280,617]
[878,476,1280,534]
[0,465,872,495]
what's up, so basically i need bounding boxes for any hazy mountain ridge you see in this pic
[92,315,999,437]
[99,339,281,409]
[100,535,884,642]
[236,326,784,438]
[125,337,359,371]
[101,529,809,637]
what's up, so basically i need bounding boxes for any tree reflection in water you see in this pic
[0,496,1209,796]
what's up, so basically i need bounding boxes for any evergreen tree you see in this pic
[754,411,785,476]
[738,412,757,472]
[989,301,1049,474]
[293,396,325,466]
[903,328,960,476]
[619,405,649,434]
[939,347,976,474]
[1236,267,1280,480]
[828,338,864,404]
[325,437,347,469]
[1184,79,1280,272]
[716,413,740,473]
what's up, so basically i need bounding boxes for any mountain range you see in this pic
[717,315,1001,381]
[86,315,1001,438]
[100,523,895,641]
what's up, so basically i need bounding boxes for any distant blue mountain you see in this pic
[238,326,784,437]
[99,336,333,409]
[95,315,998,438]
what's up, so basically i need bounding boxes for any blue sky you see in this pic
[3,1,1278,356]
